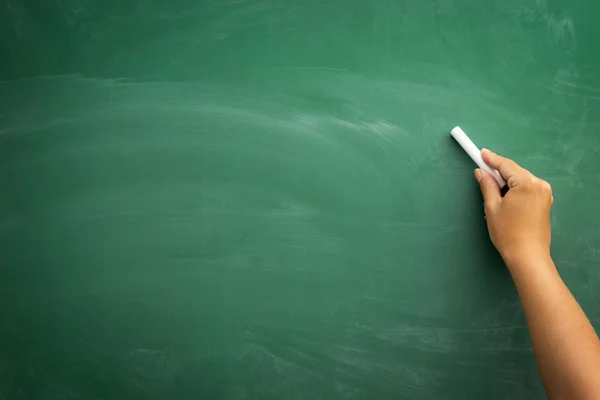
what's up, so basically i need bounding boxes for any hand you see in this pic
[475,149,553,266]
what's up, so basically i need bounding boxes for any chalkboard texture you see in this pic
[1,1,600,399]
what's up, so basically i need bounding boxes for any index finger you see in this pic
[481,149,523,187]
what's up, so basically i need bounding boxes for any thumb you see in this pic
[475,169,500,208]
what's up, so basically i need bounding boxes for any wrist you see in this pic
[501,246,552,272]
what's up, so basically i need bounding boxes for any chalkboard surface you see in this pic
[1,1,600,399]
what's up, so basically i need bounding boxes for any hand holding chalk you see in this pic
[450,126,507,188]
[474,149,553,265]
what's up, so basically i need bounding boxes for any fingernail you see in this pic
[474,169,482,182]
[481,148,490,155]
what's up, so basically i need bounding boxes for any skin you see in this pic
[475,149,600,400]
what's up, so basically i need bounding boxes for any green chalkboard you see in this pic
[1,1,600,399]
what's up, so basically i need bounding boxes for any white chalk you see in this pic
[450,126,506,188]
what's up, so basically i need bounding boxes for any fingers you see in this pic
[481,149,522,186]
[475,169,501,209]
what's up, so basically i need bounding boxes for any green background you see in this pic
[1,0,600,399]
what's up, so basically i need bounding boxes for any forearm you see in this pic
[507,254,600,400]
